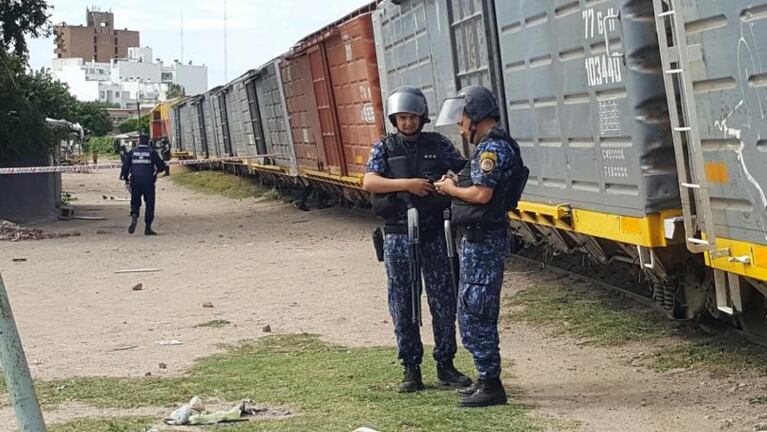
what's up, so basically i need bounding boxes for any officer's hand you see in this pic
[434,177,457,195]
[406,178,435,197]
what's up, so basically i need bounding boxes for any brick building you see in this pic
[53,9,139,63]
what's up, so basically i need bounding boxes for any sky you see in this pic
[28,0,372,90]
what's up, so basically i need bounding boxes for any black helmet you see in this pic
[139,133,150,146]
[386,86,430,127]
[435,85,500,126]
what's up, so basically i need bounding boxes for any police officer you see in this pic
[434,86,527,408]
[363,86,471,393]
[120,133,166,235]
[158,138,172,176]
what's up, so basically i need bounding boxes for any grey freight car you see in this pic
[253,59,297,174]
[189,95,210,158]
[653,0,767,331]
[174,100,198,157]
[224,70,259,158]
[495,0,678,218]
[202,87,224,158]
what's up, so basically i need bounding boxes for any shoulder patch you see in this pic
[479,151,497,173]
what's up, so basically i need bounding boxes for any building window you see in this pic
[100,91,105,98]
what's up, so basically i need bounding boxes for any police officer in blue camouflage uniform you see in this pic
[363,86,472,393]
[434,85,527,408]
[120,133,166,235]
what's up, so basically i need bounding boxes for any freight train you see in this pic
[154,0,767,341]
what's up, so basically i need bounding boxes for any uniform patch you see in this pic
[479,151,497,173]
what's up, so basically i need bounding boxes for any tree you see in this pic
[167,83,185,98]
[0,0,51,58]
[0,53,49,164]
[76,101,113,136]
[117,115,149,134]
[0,0,53,165]
[27,68,79,120]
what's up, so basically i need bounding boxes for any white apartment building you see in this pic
[52,47,207,108]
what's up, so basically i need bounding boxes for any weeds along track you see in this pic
[510,246,766,348]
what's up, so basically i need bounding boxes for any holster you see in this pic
[372,227,384,262]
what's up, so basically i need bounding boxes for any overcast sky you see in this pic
[28,0,372,90]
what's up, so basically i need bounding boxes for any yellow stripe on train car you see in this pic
[300,169,364,189]
[509,201,682,248]
[706,238,767,282]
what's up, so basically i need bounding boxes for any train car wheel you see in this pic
[739,282,767,342]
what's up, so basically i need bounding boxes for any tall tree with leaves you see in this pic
[167,83,185,99]
[0,0,51,58]
[0,0,52,163]
[76,101,114,136]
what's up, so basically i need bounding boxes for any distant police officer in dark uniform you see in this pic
[161,138,172,177]
[363,87,471,393]
[120,133,166,235]
[434,86,528,408]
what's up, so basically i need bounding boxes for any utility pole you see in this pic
[180,5,184,64]
[224,0,228,82]
[0,274,47,432]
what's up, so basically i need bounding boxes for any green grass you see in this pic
[506,283,673,346]
[194,319,232,328]
[50,417,155,432]
[651,334,767,375]
[506,279,767,376]
[26,335,541,431]
[170,171,270,200]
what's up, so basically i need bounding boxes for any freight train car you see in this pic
[149,98,182,144]
[202,87,224,159]
[653,0,767,336]
[224,70,258,158]
[280,3,382,201]
[162,0,767,340]
[249,58,299,179]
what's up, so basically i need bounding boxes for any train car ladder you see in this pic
[652,0,729,260]
[653,0,737,314]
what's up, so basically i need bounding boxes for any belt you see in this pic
[383,224,441,237]
[384,224,407,235]
[456,222,507,240]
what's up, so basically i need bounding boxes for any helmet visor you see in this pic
[435,97,466,127]
[387,91,428,121]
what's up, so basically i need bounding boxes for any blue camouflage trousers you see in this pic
[457,228,508,380]
[384,232,458,366]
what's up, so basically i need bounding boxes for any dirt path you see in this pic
[1,169,766,431]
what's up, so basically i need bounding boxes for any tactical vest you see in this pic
[370,133,453,226]
[130,145,155,179]
[451,126,529,227]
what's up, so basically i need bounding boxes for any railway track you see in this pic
[509,249,767,348]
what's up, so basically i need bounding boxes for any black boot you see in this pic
[144,224,157,236]
[437,360,472,389]
[457,378,507,408]
[128,216,138,234]
[398,365,425,393]
[456,381,479,396]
